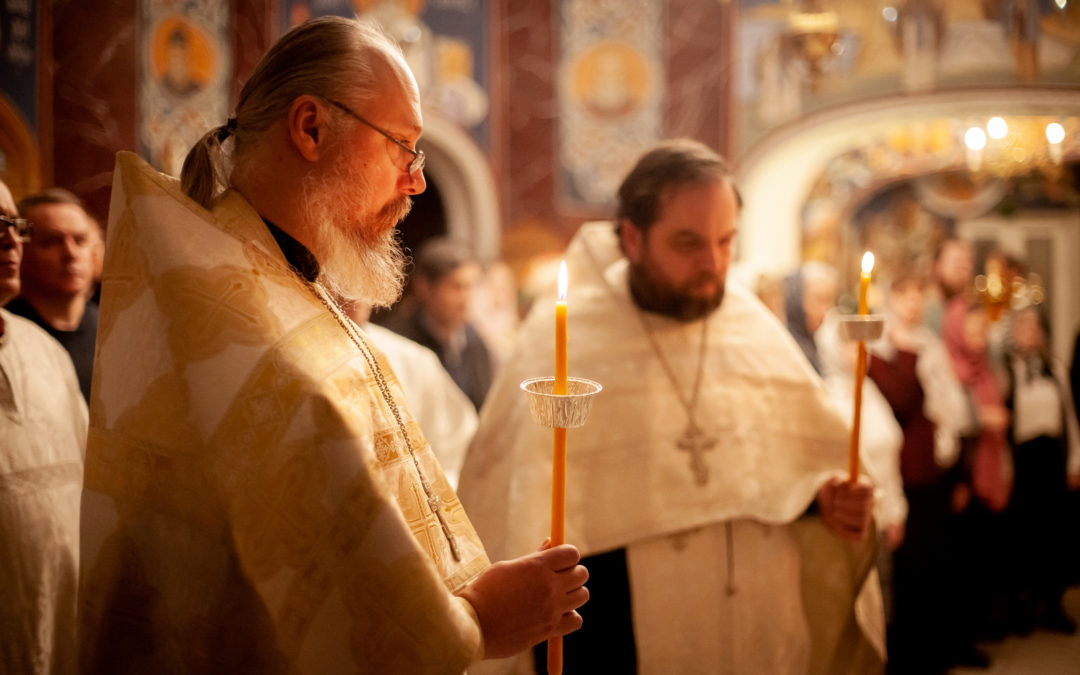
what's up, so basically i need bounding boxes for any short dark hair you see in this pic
[615,138,739,237]
[413,237,475,284]
[17,187,85,214]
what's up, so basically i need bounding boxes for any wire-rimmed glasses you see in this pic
[325,98,426,175]
[0,216,32,243]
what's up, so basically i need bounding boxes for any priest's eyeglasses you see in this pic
[325,99,426,176]
[1,216,32,243]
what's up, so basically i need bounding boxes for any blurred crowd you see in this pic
[768,236,1080,673]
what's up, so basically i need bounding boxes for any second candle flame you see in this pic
[558,260,568,301]
[861,251,875,275]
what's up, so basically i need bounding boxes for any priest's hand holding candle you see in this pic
[465,260,595,669]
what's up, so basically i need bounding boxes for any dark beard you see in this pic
[628,259,724,322]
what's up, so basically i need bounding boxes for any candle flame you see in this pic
[861,251,875,275]
[558,260,568,301]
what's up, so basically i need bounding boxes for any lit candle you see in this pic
[555,261,568,395]
[858,251,873,315]
[550,260,568,675]
[850,251,874,481]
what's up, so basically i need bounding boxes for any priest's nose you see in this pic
[399,167,426,196]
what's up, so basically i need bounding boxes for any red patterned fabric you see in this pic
[943,298,1011,511]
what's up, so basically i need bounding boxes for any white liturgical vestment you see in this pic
[0,310,86,675]
[459,222,885,674]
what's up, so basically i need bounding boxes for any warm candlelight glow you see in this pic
[558,260,568,301]
[861,251,875,275]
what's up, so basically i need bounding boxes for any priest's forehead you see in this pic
[658,176,739,212]
[617,147,741,232]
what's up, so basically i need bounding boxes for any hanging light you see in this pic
[987,117,1008,139]
[965,126,986,172]
[1047,122,1066,163]
[965,127,987,150]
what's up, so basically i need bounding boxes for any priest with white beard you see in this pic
[79,17,587,673]
[459,139,886,674]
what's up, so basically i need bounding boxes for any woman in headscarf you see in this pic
[942,295,1013,642]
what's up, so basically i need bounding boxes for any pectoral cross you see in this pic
[677,422,716,486]
[427,494,461,562]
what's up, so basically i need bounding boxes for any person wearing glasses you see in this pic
[0,178,87,674]
[79,17,587,674]
[7,189,98,402]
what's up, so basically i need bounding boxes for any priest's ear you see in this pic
[287,95,331,163]
[618,218,645,263]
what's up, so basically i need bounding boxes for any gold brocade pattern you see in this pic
[80,153,487,674]
[153,265,283,365]
[93,207,150,349]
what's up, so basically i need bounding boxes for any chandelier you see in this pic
[782,4,840,92]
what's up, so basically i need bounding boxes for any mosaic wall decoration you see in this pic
[139,0,231,177]
[557,0,663,206]
[281,0,490,147]
[0,0,40,194]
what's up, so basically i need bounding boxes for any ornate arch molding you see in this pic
[417,113,501,261]
[735,87,1080,275]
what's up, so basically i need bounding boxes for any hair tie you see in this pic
[216,117,238,142]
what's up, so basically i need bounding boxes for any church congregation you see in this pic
[3,4,1080,675]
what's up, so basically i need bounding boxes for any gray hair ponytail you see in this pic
[180,119,236,209]
[179,16,401,208]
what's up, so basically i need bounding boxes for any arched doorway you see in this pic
[372,111,500,323]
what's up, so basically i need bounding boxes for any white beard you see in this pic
[302,158,411,309]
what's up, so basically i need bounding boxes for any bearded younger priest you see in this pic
[458,139,886,674]
[78,17,588,674]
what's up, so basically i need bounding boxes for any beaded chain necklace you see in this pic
[309,284,461,562]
